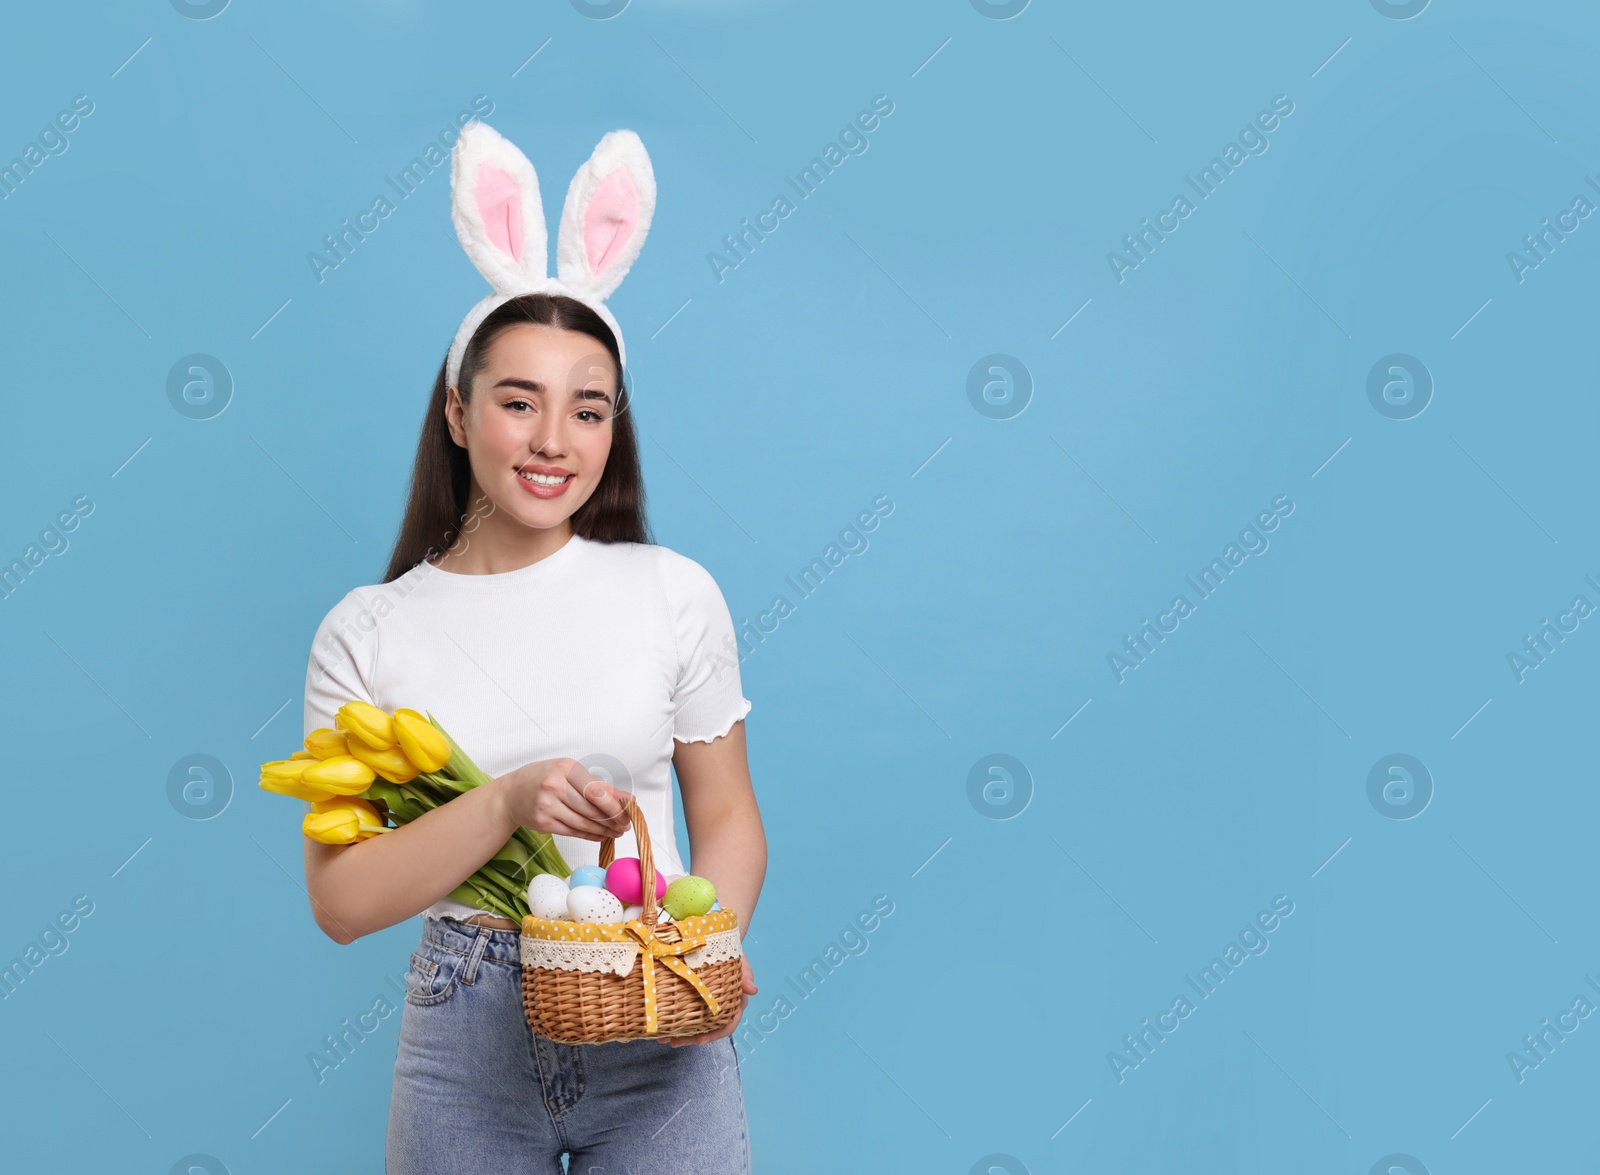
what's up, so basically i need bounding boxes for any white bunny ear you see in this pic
[450,121,548,292]
[556,130,656,302]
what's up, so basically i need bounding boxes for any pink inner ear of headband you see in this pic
[475,162,524,263]
[585,168,639,275]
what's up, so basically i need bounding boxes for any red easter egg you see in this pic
[604,858,666,906]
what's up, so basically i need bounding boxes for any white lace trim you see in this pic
[521,927,742,976]
[682,927,743,967]
[521,937,640,977]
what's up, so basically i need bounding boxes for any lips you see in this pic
[516,464,575,498]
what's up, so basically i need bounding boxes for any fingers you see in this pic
[579,778,629,825]
[532,800,626,841]
[569,781,630,838]
[667,1023,732,1046]
[554,763,632,840]
[668,993,748,1046]
[516,760,635,840]
[531,814,612,840]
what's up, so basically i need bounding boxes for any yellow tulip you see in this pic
[301,754,377,796]
[303,797,387,844]
[346,736,420,784]
[337,701,396,751]
[260,758,310,780]
[261,778,338,803]
[393,708,451,773]
[290,749,315,760]
[259,759,339,803]
[304,728,350,759]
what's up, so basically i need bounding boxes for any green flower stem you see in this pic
[425,712,492,788]
[513,827,569,874]
[453,885,510,920]
[454,876,519,921]
[484,878,533,913]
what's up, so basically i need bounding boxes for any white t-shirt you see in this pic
[301,532,751,924]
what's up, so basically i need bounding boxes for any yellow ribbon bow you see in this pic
[620,918,722,1034]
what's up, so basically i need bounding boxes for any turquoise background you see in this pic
[1,0,1597,1171]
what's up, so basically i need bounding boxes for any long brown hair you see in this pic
[382,293,652,584]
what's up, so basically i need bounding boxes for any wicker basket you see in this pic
[520,793,744,1043]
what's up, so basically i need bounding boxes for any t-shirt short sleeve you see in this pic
[303,588,381,740]
[658,549,752,744]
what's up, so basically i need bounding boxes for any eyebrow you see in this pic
[492,377,613,405]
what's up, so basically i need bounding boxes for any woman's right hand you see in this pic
[493,758,633,841]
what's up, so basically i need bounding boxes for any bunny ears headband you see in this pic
[445,120,656,392]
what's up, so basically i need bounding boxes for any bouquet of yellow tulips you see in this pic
[258,701,571,921]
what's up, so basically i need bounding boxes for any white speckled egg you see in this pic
[568,885,625,924]
[528,874,571,921]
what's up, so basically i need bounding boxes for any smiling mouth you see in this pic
[518,469,574,487]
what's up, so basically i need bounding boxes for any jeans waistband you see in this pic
[422,914,524,965]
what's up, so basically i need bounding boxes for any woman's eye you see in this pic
[577,409,606,423]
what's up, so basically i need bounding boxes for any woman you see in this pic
[300,290,765,1173]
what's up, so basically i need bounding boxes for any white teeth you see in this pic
[520,470,569,486]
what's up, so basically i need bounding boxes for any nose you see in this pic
[528,409,569,460]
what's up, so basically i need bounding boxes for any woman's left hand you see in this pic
[667,956,757,1047]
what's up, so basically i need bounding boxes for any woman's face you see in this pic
[446,322,618,533]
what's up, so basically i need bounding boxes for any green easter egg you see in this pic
[662,874,716,919]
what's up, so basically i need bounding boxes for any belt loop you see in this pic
[461,925,492,985]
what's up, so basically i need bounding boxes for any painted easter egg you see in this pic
[568,885,625,924]
[662,875,716,920]
[568,865,607,889]
[604,857,666,906]
[527,873,571,921]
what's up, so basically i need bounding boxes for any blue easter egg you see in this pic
[568,865,607,889]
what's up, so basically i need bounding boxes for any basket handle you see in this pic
[597,791,659,928]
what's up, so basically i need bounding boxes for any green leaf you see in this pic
[490,838,535,871]
[362,781,410,812]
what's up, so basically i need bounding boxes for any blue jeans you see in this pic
[387,916,752,1174]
